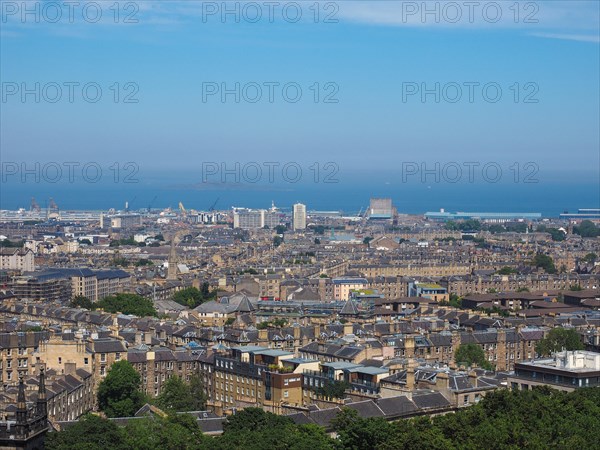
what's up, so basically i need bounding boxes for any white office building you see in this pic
[293,203,307,230]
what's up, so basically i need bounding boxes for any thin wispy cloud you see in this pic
[1,1,598,42]
[530,32,600,44]
[336,1,599,32]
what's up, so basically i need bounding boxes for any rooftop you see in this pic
[519,351,600,373]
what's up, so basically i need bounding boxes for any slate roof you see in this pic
[376,396,419,416]
[412,391,451,410]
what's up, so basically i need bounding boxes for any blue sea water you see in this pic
[1,172,598,217]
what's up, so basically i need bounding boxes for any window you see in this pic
[100,353,106,362]
[284,390,289,398]
[84,357,89,365]
[58,357,62,364]
[116,353,121,361]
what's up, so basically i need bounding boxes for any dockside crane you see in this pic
[30,197,41,212]
[208,197,219,212]
[147,195,158,212]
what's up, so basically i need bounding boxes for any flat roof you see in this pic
[230,345,267,353]
[347,366,389,375]
[285,358,320,364]
[322,361,361,370]
[254,349,294,357]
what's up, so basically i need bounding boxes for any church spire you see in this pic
[37,366,47,417]
[16,376,27,424]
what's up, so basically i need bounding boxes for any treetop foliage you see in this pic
[172,284,216,309]
[155,375,207,412]
[97,293,158,317]
[535,327,584,356]
[97,360,146,418]
[46,387,600,450]
[455,343,493,370]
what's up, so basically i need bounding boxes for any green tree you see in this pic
[536,327,584,356]
[275,225,287,234]
[224,407,293,433]
[445,293,462,308]
[135,258,154,266]
[155,375,207,412]
[155,376,192,412]
[273,235,283,247]
[122,415,207,450]
[218,408,335,449]
[574,220,600,237]
[497,266,517,275]
[455,343,493,370]
[0,239,24,247]
[533,253,557,274]
[546,228,567,241]
[97,360,146,418]
[189,374,208,411]
[332,408,393,450]
[487,224,506,234]
[315,379,349,399]
[310,225,326,235]
[257,318,288,329]
[95,293,157,317]
[583,252,598,263]
[172,287,204,308]
[45,414,127,450]
[70,295,94,310]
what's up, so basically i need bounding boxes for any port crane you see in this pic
[208,197,219,212]
[30,197,41,212]
[179,202,187,218]
[125,196,136,211]
[147,195,158,212]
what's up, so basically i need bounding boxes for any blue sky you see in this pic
[1,1,599,211]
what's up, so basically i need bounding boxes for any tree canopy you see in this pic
[314,379,349,400]
[331,387,600,450]
[43,387,600,450]
[536,327,584,356]
[532,253,557,274]
[95,293,158,317]
[172,285,216,308]
[45,414,127,450]
[70,295,94,310]
[154,375,207,412]
[97,360,146,418]
[497,266,518,275]
[573,220,600,238]
[455,343,493,370]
